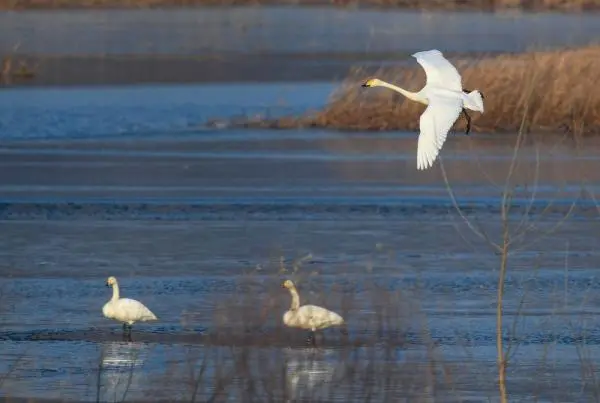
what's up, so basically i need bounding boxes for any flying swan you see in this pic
[102,276,158,339]
[361,49,485,171]
[281,280,345,346]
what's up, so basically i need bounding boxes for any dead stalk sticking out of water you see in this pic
[437,65,584,399]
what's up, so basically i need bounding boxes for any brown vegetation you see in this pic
[236,45,600,135]
[1,0,600,10]
[1,44,37,86]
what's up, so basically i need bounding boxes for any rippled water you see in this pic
[1,82,600,401]
[0,82,332,139]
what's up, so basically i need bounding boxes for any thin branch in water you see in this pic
[512,141,541,237]
[439,156,500,253]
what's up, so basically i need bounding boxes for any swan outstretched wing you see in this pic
[412,49,462,92]
[416,95,463,170]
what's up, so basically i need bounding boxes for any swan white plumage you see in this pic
[361,49,485,171]
[281,280,345,346]
[102,276,158,338]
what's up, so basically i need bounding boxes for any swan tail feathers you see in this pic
[464,90,484,113]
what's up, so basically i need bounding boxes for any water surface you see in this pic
[1,7,599,55]
[1,82,600,401]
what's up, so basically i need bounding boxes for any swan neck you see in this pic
[379,81,421,102]
[289,287,300,310]
[111,282,120,301]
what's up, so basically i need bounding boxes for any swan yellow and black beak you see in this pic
[361,79,375,88]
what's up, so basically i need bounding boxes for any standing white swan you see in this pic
[102,276,158,340]
[361,49,485,171]
[281,280,345,346]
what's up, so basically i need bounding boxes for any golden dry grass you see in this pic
[1,0,600,10]
[241,45,600,135]
[0,54,37,85]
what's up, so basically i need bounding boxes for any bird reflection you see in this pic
[283,346,336,401]
[96,341,147,402]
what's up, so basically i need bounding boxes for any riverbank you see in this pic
[1,0,600,12]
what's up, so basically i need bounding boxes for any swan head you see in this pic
[106,276,117,287]
[361,78,383,88]
[281,280,295,290]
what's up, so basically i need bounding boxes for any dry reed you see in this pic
[1,0,600,10]
[0,54,36,86]
[237,45,600,136]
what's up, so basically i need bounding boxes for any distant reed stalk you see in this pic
[1,55,11,85]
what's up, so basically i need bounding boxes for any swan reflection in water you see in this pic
[283,346,337,400]
[96,341,148,402]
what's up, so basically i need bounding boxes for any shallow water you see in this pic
[0,82,333,139]
[1,82,600,401]
[1,7,600,56]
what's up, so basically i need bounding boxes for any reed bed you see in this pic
[1,0,600,10]
[236,46,600,136]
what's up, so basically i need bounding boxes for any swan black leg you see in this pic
[306,332,317,347]
[122,323,133,341]
[462,108,472,135]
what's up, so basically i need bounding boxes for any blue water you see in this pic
[1,6,599,399]
[0,82,333,140]
[0,81,600,401]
